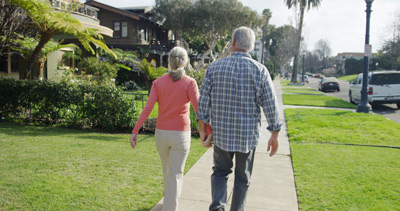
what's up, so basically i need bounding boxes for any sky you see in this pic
[91,0,400,56]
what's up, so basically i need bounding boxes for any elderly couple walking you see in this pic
[130,26,281,211]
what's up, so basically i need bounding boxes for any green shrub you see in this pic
[0,77,137,132]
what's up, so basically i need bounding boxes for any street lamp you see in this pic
[357,0,374,113]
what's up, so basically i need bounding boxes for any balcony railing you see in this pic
[50,0,98,19]
[150,40,177,50]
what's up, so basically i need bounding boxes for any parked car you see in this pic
[349,71,400,108]
[298,75,309,83]
[318,77,340,92]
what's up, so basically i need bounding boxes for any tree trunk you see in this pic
[196,38,217,71]
[25,34,51,79]
[218,40,232,59]
[291,5,305,83]
[37,58,46,79]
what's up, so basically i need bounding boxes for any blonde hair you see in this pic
[168,47,188,81]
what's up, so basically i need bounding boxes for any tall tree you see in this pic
[284,0,322,82]
[191,0,261,70]
[381,12,400,70]
[314,39,331,69]
[0,0,36,56]
[6,0,115,79]
[261,9,272,65]
[275,25,298,74]
[152,0,192,48]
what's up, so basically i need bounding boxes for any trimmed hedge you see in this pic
[0,77,137,132]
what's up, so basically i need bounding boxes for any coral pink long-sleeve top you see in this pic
[132,74,200,135]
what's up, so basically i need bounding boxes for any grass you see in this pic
[286,108,400,210]
[281,79,304,87]
[280,78,356,108]
[285,108,400,146]
[283,94,357,108]
[291,144,400,210]
[282,87,324,95]
[337,74,358,82]
[0,123,207,210]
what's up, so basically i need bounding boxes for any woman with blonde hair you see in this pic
[130,46,207,211]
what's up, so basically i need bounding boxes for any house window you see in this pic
[138,25,145,40]
[114,22,128,38]
[121,22,128,37]
[114,22,120,38]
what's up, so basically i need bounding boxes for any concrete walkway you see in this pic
[151,77,299,211]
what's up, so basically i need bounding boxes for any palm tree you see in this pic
[261,9,272,65]
[6,0,115,79]
[284,0,322,83]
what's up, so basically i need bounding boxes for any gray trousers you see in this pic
[209,146,256,211]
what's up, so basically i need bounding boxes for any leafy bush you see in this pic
[79,57,118,86]
[0,77,137,132]
[186,68,206,87]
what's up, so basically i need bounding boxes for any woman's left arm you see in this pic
[188,79,200,112]
[130,82,158,148]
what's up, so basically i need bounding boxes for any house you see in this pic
[85,0,173,67]
[250,40,263,63]
[334,52,377,75]
[0,0,113,81]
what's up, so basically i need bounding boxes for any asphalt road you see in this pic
[307,77,400,124]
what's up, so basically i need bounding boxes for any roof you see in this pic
[120,5,154,14]
[85,0,139,20]
[85,0,158,25]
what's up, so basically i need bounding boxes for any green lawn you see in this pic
[286,109,400,210]
[281,79,304,88]
[0,124,207,210]
[337,74,358,82]
[282,87,324,95]
[283,94,357,108]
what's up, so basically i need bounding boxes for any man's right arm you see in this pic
[267,130,279,157]
[197,68,212,139]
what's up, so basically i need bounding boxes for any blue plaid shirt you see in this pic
[197,52,281,153]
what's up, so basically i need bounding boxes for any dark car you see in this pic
[318,77,340,92]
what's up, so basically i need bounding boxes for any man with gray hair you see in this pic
[197,26,281,211]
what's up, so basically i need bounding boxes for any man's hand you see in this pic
[198,119,207,142]
[267,130,279,157]
[130,133,138,149]
[198,119,213,148]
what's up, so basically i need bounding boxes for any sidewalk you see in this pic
[151,77,299,211]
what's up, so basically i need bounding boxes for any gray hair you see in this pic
[232,26,255,52]
[168,47,189,81]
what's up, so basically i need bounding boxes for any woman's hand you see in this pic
[130,133,138,149]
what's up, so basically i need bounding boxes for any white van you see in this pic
[349,71,400,109]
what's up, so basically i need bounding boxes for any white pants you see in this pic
[155,129,191,211]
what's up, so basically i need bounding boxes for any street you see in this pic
[307,77,400,124]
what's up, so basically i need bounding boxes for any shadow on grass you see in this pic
[0,123,87,137]
[323,99,357,108]
[0,123,136,142]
